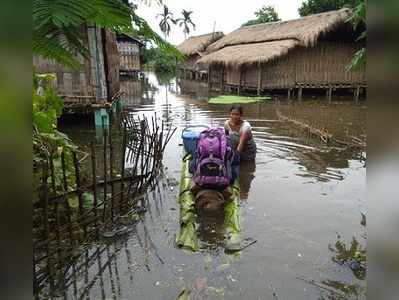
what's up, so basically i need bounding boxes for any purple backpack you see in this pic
[193,127,232,189]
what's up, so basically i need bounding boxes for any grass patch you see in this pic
[208,95,271,104]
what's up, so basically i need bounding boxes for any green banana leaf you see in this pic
[176,154,241,252]
[209,95,271,104]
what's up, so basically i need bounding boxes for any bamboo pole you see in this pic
[354,85,360,103]
[120,123,127,213]
[257,60,262,96]
[41,163,54,292]
[109,127,115,221]
[72,151,84,222]
[102,127,108,223]
[90,142,99,232]
[238,68,242,95]
[61,152,74,245]
[48,153,63,272]
[221,66,225,93]
[208,67,211,91]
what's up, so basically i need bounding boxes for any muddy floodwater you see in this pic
[59,73,366,299]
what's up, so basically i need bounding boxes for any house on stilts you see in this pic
[117,33,144,77]
[33,25,121,121]
[177,32,224,81]
[197,8,366,101]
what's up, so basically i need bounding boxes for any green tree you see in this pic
[346,0,366,70]
[298,0,361,16]
[176,9,196,39]
[242,5,281,27]
[157,5,176,40]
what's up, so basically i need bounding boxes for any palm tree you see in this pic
[157,5,176,40]
[176,9,196,39]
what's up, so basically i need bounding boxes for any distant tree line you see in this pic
[299,0,362,16]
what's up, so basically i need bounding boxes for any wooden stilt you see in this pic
[257,61,262,96]
[354,85,360,103]
[328,87,332,103]
[90,142,99,232]
[238,69,242,95]
[287,89,291,100]
[298,87,302,101]
[208,67,211,91]
[221,66,225,93]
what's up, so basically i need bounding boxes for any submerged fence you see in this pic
[33,113,176,298]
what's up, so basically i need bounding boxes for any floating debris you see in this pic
[176,289,191,300]
[225,237,257,253]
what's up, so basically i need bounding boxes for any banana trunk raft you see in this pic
[176,154,242,252]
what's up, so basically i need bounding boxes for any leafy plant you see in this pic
[33,0,182,68]
[346,0,366,70]
[33,72,78,197]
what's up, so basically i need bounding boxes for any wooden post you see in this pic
[287,89,291,100]
[42,164,54,292]
[238,68,242,95]
[221,66,225,93]
[208,67,211,91]
[354,85,360,103]
[109,128,115,221]
[257,61,262,96]
[102,127,108,222]
[298,87,302,101]
[61,152,74,245]
[90,142,99,233]
[328,86,332,103]
[120,124,127,212]
[72,152,84,224]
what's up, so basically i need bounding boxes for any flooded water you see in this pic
[59,73,366,299]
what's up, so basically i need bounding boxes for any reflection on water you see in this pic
[239,160,256,200]
[59,73,366,300]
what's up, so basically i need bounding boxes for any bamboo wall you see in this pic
[33,25,123,106]
[119,79,143,106]
[103,30,120,99]
[180,55,199,71]
[87,26,108,100]
[211,41,366,90]
[117,42,141,71]
[33,55,94,97]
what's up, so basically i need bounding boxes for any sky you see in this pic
[136,0,305,46]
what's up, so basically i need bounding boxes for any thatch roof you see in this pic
[199,40,299,67]
[198,8,352,67]
[177,32,224,56]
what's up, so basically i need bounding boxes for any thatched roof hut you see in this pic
[178,32,224,57]
[177,32,224,78]
[197,8,366,92]
[199,8,353,67]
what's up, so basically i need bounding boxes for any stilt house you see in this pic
[33,25,120,111]
[177,32,224,80]
[197,9,366,97]
[117,33,144,76]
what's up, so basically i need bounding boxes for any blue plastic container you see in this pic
[181,125,209,154]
